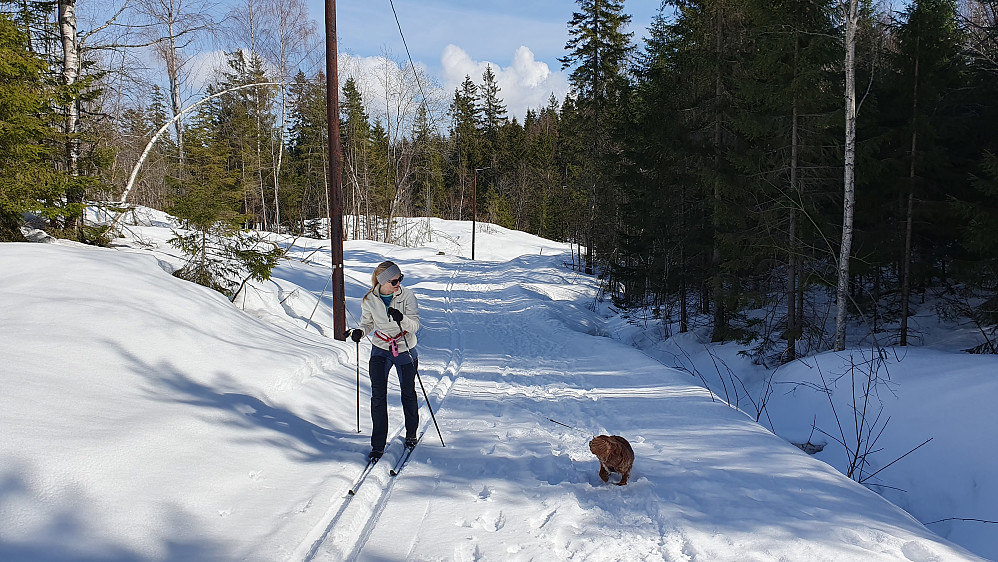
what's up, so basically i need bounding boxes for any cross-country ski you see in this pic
[346,457,379,496]
[389,440,418,477]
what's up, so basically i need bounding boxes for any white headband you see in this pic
[376,264,402,285]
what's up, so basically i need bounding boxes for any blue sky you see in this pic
[305,0,665,119]
[322,0,663,69]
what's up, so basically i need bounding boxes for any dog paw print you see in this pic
[474,511,506,532]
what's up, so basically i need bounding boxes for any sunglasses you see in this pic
[389,274,404,286]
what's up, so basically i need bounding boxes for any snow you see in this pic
[1,209,993,561]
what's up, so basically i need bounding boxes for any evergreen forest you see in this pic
[1,0,997,361]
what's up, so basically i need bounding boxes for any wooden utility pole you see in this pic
[472,168,478,260]
[472,167,489,260]
[326,0,346,340]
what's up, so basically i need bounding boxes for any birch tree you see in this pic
[258,0,316,231]
[835,0,860,351]
[133,0,217,166]
[58,0,81,176]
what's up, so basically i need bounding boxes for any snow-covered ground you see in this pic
[1,209,993,561]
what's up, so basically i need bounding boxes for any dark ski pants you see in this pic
[369,346,418,452]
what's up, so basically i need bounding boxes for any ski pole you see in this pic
[397,320,445,447]
[355,339,361,433]
[546,417,594,437]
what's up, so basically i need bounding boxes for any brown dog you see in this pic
[589,435,634,486]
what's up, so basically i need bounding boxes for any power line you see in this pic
[388,0,436,123]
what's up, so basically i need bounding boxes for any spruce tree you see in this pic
[560,0,633,274]
[168,88,281,300]
[478,64,507,164]
[728,0,840,357]
[215,50,277,231]
[885,0,967,344]
[0,14,63,241]
[523,96,563,240]
[369,118,392,240]
[614,12,704,326]
[340,76,373,237]
[285,71,328,235]
[947,0,998,335]
[649,0,752,340]
[448,75,482,220]
[412,103,446,220]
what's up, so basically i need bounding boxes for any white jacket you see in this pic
[360,284,420,353]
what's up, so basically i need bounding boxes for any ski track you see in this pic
[293,263,467,562]
[347,259,620,561]
[288,255,975,561]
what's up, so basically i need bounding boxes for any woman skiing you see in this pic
[346,261,420,460]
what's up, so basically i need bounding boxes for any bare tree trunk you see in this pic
[165,28,184,164]
[458,169,465,221]
[267,0,314,230]
[787,30,801,362]
[835,0,860,352]
[120,81,283,206]
[680,247,689,333]
[710,0,726,342]
[272,133,282,230]
[137,0,217,169]
[586,180,595,275]
[274,26,285,231]
[242,0,269,231]
[901,36,920,346]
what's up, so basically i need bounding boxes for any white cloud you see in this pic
[327,53,437,139]
[336,46,568,131]
[185,49,231,93]
[337,53,412,117]
[440,44,569,122]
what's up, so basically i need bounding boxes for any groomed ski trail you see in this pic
[293,253,978,562]
[349,258,608,561]
[291,264,466,562]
